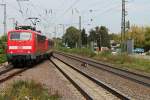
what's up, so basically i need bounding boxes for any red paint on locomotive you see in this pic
[7,27,54,66]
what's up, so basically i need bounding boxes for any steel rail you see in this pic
[50,58,93,100]
[0,65,14,76]
[54,51,150,87]
[51,56,130,100]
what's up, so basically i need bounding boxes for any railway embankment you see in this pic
[0,80,60,99]
[56,47,150,74]
[53,52,150,100]
[0,60,84,100]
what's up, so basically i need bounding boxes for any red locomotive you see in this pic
[6,26,54,66]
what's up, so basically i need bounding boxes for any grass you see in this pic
[94,52,150,73]
[146,52,150,56]
[0,80,60,100]
[0,54,7,64]
[0,47,7,64]
[57,47,150,73]
[57,47,96,57]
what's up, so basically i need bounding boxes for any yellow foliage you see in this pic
[126,25,145,46]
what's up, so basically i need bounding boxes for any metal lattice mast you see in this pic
[121,0,127,52]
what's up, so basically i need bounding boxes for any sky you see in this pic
[0,0,150,38]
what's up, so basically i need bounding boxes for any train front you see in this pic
[7,30,34,66]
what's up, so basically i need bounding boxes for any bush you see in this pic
[57,47,150,73]
[0,54,7,64]
[70,48,96,57]
[57,47,96,57]
[95,53,150,73]
[0,80,60,100]
[0,49,3,54]
[98,51,111,57]
[106,53,130,64]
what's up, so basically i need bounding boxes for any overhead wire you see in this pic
[53,0,81,24]
[16,0,25,18]
[51,0,81,37]
[62,0,81,16]
[5,0,135,35]
[63,0,120,28]
[28,1,60,26]
[91,0,135,19]
[27,0,61,37]
[70,1,121,27]
[26,1,51,27]
[82,0,135,31]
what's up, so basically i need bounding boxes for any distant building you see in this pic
[110,40,120,50]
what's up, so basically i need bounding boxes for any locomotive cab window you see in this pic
[10,32,32,40]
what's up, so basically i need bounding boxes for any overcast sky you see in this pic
[0,0,150,37]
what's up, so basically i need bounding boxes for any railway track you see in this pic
[0,65,14,76]
[0,60,54,84]
[50,56,130,100]
[0,65,29,84]
[54,51,150,87]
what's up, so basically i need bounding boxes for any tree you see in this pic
[144,27,150,51]
[0,35,7,43]
[109,33,121,43]
[88,26,110,49]
[81,28,87,46]
[88,29,96,42]
[126,25,145,48]
[99,26,110,48]
[62,26,80,48]
[94,26,101,49]
[0,35,7,54]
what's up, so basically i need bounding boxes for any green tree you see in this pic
[0,35,7,41]
[0,35,7,54]
[88,29,96,42]
[98,26,110,48]
[95,26,101,49]
[62,26,80,48]
[81,28,87,46]
[109,33,121,43]
[88,26,110,49]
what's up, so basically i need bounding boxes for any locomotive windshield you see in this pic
[10,32,32,40]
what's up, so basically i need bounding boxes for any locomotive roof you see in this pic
[7,29,53,41]
[8,29,46,37]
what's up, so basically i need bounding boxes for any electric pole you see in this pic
[0,4,7,36]
[54,26,57,38]
[121,0,127,52]
[62,24,65,35]
[79,16,82,48]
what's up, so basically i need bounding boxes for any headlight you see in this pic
[27,51,31,53]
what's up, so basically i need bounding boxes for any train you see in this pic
[6,26,54,67]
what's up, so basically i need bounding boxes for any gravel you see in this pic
[0,62,8,68]
[54,53,150,100]
[0,60,85,100]
[52,57,120,100]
